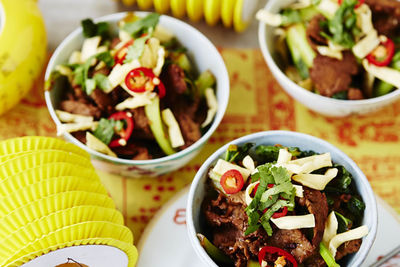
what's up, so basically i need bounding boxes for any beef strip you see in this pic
[306,15,328,51]
[348,88,364,100]
[298,187,329,247]
[130,107,153,140]
[310,51,359,97]
[365,0,400,36]
[90,89,114,114]
[60,100,101,119]
[176,112,201,149]
[111,141,152,160]
[203,192,266,267]
[268,229,316,263]
[161,64,188,97]
[71,131,86,144]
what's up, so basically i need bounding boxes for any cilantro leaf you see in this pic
[271,166,291,185]
[225,143,254,163]
[93,118,121,145]
[81,19,110,39]
[260,181,294,202]
[73,51,114,94]
[124,34,151,63]
[320,0,359,48]
[93,73,112,92]
[122,13,160,38]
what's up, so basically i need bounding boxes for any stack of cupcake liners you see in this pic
[0,136,138,267]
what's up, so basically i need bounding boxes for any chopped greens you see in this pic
[73,51,114,95]
[124,33,152,63]
[280,9,302,26]
[224,143,254,163]
[81,19,110,39]
[245,164,295,236]
[93,118,124,145]
[122,13,160,38]
[320,0,360,48]
[335,211,353,233]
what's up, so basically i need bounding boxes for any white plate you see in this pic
[21,245,128,267]
[137,187,400,267]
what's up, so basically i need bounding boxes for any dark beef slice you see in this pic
[268,229,315,263]
[176,112,201,148]
[310,51,359,97]
[71,131,87,144]
[348,88,364,100]
[111,141,152,160]
[131,107,153,140]
[90,89,114,112]
[336,239,362,261]
[60,100,101,119]
[298,187,329,247]
[161,63,188,96]
[366,0,400,36]
[203,193,261,267]
[306,14,328,51]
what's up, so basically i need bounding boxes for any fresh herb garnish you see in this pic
[122,13,160,38]
[93,118,124,145]
[124,33,152,63]
[225,143,254,163]
[280,9,302,26]
[245,164,295,236]
[320,0,360,48]
[81,19,111,39]
[73,51,114,95]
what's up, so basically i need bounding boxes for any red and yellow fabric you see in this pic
[1,49,399,242]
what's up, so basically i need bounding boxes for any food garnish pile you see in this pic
[47,13,217,160]
[200,144,368,267]
[257,0,400,100]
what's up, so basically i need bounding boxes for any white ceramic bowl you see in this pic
[45,12,229,177]
[187,131,377,266]
[258,0,400,117]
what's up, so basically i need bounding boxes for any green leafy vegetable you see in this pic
[73,51,114,95]
[93,73,112,91]
[332,91,348,100]
[374,81,394,97]
[224,143,254,163]
[325,165,353,194]
[93,118,123,145]
[320,0,360,48]
[124,34,151,63]
[81,19,110,39]
[255,145,311,163]
[245,164,295,236]
[280,9,302,26]
[335,211,353,233]
[122,13,160,38]
[347,196,365,218]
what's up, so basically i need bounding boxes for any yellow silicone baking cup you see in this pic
[0,176,109,217]
[0,206,124,253]
[7,238,138,267]
[0,136,89,159]
[0,161,98,183]
[0,149,92,167]
[0,191,115,239]
[0,174,107,198]
[0,150,94,180]
[1,221,134,266]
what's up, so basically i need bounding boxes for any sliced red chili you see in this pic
[114,40,134,66]
[258,246,298,267]
[220,170,244,194]
[272,206,288,219]
[108,111,134,148]
[366,37,395,67]
[125,67,166,98]
[338,0,364,8]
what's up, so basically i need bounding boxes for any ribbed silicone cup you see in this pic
[0,136,89,159]
[0,161,98,183]
[0,206,124,255]
[0,150,94,180]
[8,238,138,267]
[0,191,115,239]
[0,174,106,198]
[1,221,134,266]
[0,176,109,217]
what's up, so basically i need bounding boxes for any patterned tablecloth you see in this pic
[1,48,399,243]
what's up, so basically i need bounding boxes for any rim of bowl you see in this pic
[257,0,400,108]
[187,130,378,267]
[45,11,230,166]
